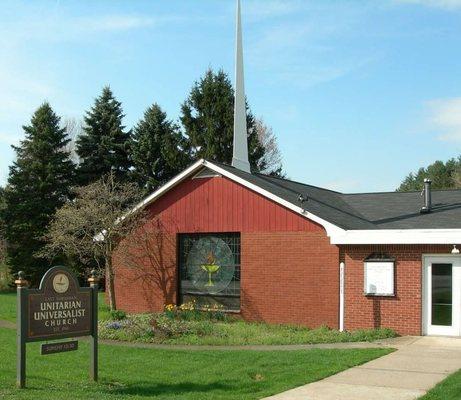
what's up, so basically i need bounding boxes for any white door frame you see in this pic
[422,254,461,336]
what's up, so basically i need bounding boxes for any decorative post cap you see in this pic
[15,271,28,287]
[87,270,100,284]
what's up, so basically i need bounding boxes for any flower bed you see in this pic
[99,302,397,346]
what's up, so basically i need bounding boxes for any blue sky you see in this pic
[1,0,461,192]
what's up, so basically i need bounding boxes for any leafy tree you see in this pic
[76,86,131,185]
[2,103,75,286]
[131,103,191,193]
[41,174,143,310]
[180,69,274,173]
[0,187,10,290]
[397,158,461,191]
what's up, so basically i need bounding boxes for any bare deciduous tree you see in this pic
[62,117,83,164]
[41,173,144,310]
[255,118,284,176]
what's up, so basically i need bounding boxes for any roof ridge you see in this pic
[344,187,461,196]
[252,172,373,227]
[253,172,342,194]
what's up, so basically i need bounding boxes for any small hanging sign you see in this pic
[41,340,79,355]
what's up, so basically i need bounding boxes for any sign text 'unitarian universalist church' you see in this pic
[15,266,99,388]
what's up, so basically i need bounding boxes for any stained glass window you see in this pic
[178,233,240,311]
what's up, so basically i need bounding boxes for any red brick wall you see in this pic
[113,223,177,314]
[342,244,453,335]
[242,232,339,328]
[113,175,340,328]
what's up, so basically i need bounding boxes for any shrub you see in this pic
[109,310,127,321]
[0,263,13,292]
[152,314,192,338]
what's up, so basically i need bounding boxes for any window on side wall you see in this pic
[178,233,241,311]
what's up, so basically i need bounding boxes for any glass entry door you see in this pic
[424,256,461,336]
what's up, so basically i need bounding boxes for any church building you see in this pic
[113,1,461,337]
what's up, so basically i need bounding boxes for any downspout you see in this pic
[339,262,345,332]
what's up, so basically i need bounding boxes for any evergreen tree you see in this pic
[132,103,190,193]
[76,86,131,185]
[180,69,269,173]
[2,103,75,285]
[397,158,461,191]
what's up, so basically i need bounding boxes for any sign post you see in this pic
[88,270,99,381]
[15,266,99,388]
[15,271,27,389]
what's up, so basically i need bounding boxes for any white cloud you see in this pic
[395,0,461,10]
[72,14,186,35]
[0,12,182,47]
[426,97,461,141]
[76,15,158,33]
[249,19,377,88]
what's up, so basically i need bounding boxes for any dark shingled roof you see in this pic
[212,162,461,230]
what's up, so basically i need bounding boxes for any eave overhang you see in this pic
[131,159,461,245]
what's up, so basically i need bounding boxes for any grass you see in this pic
[0,328,392,399]
[0,292,16,323]
[418,369,461,400]
[0,292,396,346]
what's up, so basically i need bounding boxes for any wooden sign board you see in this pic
[27,268,92,341]
[16,266,99,388]
[41,340,78,355]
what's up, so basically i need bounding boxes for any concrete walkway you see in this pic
[263,336,461,400]
[100,338,398,352]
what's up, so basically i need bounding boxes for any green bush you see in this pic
[0,263,13,292]
[153,314,193,338]
[109,309,127,321]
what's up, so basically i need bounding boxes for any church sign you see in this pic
[16,266,99,388]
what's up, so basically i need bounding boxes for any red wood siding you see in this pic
[114,174,338,328]
[148,176,323,233]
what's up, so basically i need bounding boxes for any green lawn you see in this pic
[0,328,392,400]
[418,369,461,400]
[0,292,16,322]
[0,292,396,346]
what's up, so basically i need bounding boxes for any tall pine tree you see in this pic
[76,86,131,185]
[397,158,461,191]
[180,69,268,172]
[3,103,75,285]
[131,103,190,193]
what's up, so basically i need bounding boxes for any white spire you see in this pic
[232,0,251,173]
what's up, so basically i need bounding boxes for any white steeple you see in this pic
[232,0,251,173]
